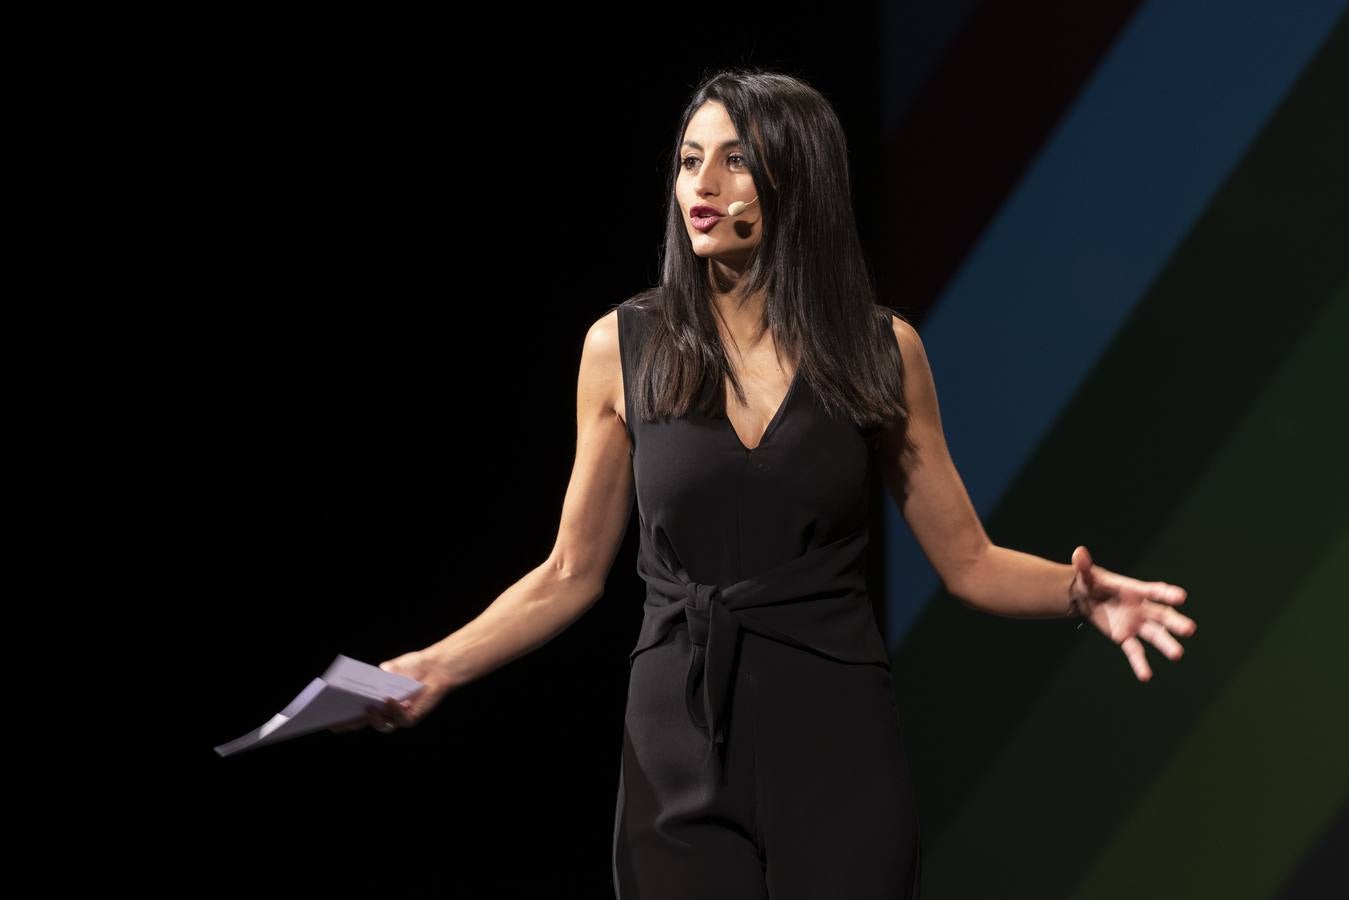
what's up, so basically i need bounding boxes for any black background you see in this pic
[162,1,1155,894]
[181,10,895,898]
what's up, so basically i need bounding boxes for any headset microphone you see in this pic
[727,196,759,216]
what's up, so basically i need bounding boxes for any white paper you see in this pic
[214,654,425,757]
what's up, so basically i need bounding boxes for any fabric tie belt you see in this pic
[630,526,891,784]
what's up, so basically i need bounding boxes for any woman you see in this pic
[335,68,1196,897]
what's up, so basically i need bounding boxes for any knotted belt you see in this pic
[630,525,891,784]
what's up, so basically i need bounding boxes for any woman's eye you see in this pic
[679,154,747,170]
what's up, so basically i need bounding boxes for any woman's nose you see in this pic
[692,169,720,195]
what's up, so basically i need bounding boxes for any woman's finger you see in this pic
[1138,620,1184,661]
[1146,603,1196,636]
[385,697,413,727]
[366,705,393,730]
[1131,581,1186,606]
[1120,635,1153,683]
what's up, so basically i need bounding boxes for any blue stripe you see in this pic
[884,0,1347,644]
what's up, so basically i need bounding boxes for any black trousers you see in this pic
[613,624,923,899]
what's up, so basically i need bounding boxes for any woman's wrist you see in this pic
[1067,573,1088,630]
[425,639,475,691]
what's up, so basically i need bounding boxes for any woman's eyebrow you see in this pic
[680,139,743,151]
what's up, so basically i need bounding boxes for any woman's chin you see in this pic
[689,240,748,263]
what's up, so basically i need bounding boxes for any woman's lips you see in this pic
[691,214,723,232]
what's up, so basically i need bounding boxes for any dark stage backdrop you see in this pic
[185,4,1348,898]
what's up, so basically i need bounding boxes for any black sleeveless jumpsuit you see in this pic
[612,300,923,899]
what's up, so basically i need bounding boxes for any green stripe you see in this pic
[1066,525,1349,898]
[910,277,1349,897]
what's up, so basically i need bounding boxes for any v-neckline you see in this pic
[723,365,801,453]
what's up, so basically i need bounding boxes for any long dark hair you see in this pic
[617,66,916,458]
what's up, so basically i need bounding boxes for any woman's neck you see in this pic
[709,291,771,354]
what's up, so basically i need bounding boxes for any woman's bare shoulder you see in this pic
[876,306,922,364]
[581,308,625,426]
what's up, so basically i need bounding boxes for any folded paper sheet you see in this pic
[214,654,425,757]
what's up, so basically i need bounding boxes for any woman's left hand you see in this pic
[1069,546,1196,682]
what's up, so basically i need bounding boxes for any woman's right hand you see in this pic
[328,647,459,735]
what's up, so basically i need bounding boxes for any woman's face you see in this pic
[676,100,762,271]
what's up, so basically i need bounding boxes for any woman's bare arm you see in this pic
[876,315,1075,618]
[426,309,635,688]
[875,314,993,603]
